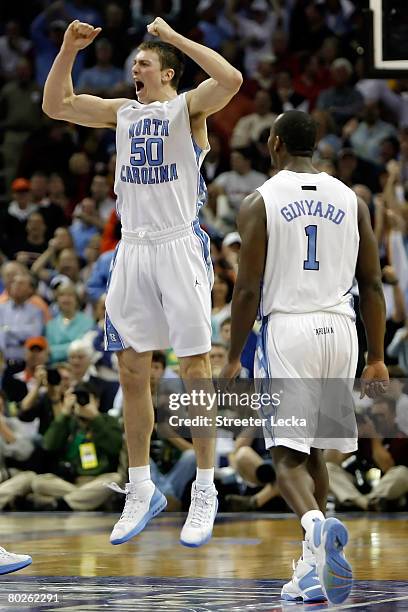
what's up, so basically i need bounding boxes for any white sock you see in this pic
[128,465,151,484]
[302,540,315,564]
[301,509,325,541]
[196,467,214,488]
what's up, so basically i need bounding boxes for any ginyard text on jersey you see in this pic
[280,200,345,224]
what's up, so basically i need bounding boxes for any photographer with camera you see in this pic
[325,396,408,511]
[19,359,73,435]
[31,381,122,510]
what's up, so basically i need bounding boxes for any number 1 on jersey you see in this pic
[303,225,319,270]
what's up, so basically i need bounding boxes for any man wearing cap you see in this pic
[0,179,38,258]
[13,337,49,387]
[222,231,241,274]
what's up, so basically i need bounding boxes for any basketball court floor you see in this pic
[1,511,407,611]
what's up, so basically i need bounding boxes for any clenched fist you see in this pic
[146,17,177,44]
[62,20,102,52]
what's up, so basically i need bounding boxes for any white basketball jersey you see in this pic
[257,170,359,318]
[114,93,208,231]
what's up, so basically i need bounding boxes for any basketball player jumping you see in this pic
[43,18,242,547]
[222,111,388,604]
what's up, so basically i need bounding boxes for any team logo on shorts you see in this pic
[109,333,117,342]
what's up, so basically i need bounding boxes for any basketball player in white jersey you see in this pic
[43,18,242,547]
[0,547,31,574]
[222,111,388,604]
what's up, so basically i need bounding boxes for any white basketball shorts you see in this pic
[254,311,358,454]
[104,220,213,357]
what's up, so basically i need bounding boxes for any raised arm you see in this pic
[42,21,129,128]
[355,196,389,397]
[146,17,242,118]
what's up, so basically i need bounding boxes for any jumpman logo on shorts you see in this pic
[195,278,201,287]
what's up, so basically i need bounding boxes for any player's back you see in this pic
[258,170,359,318]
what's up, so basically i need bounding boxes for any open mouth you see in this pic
[135,80,144,94]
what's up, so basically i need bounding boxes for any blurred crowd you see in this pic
[0,0,407,515]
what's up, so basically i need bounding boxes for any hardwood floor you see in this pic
[1,511,407,611]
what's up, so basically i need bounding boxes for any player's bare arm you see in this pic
[355,196,389,397]
[222,192,267,379]
[42,21,129,128]
[147,17,242,146]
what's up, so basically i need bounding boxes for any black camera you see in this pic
[46,367,61,386]
[73,387,90,406]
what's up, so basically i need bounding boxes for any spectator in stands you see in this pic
[325,397,408,511]
[31,227,74,283]
[0,58,42,191]
[0,274,43,364]
[270,70,308,114]
[388,326,408,375]
[200,132,228,185]
[243,53,278,97]
[335,148,381,193]
[228,0,280,77]
[77,39,123,97]
[90,175,115,222]
[0,21,31,82]
[9,336,50,396]
[194,0,234,52]
[83,293,118,382]
[30,381,122,510]
[379,136,400,167]
[14,211,48,265]
[70,198,103,259]
[99,3,132,68]
[225,426,281,511]
[80,235,101,284]
[382,265,406,360]
[0,178,37,257]
[47,173,70,214]
[68,339,116,414]
[29,172,67,238]
[312,109,342,159]
[19,361,73,435]
[290,1,332,53]
[86,249,115,303]
[345,102,398,165]
[294,53,331,111]
[30,2,87,87]
[387,377,408,437]
[209,341,228,378]
[0,390,35,481]
[46,284,93,363]
[0,263,50,324]
[211,275,234,342]
[317,57,364,126]
[54,248,85,300]
[324,0,355,37]
[210,148,267,232]
[221,231,241,275]
[231,90,275,149]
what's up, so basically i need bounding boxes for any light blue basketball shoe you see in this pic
[310,517,353,604]
[109,480,167,545]
[0,547,32,574]
[281,558,326,603]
